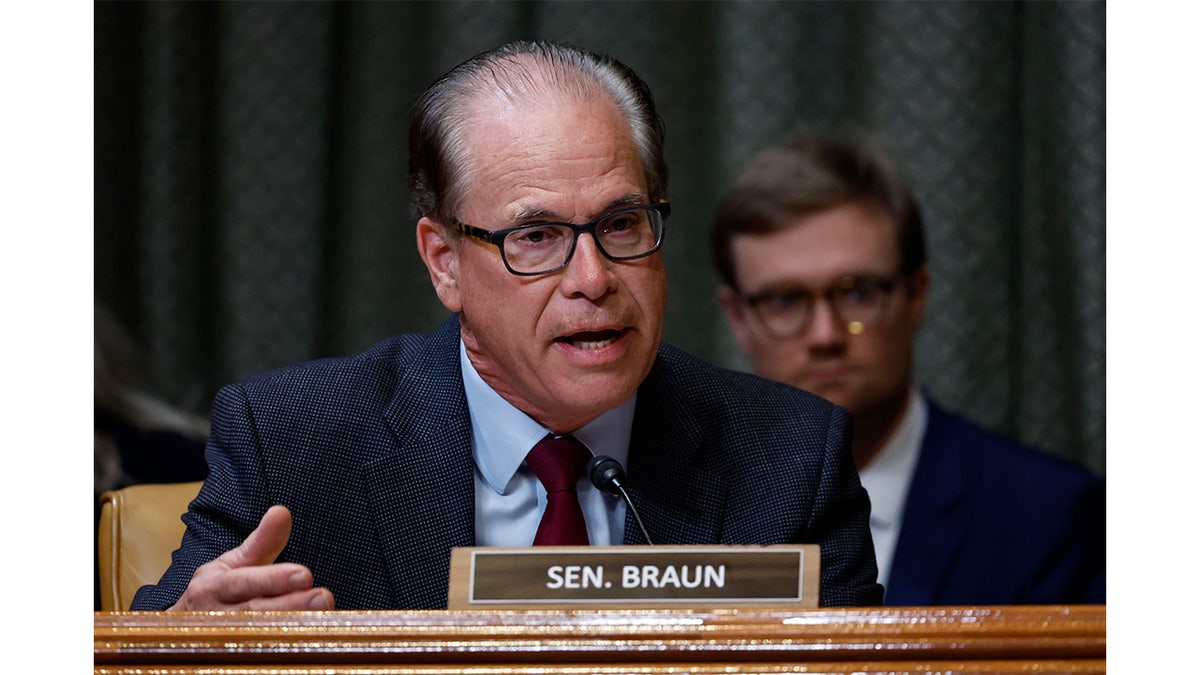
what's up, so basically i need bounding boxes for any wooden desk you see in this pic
[95,604,1105,673]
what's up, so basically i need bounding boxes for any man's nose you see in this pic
[806,297,847,346]
[560,233,616,299]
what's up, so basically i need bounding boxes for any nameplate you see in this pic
[447,545,819,609]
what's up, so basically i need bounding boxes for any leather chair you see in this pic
[97,481,202,611]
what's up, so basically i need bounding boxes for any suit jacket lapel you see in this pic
[622,347,728,545]
[364,315,476,609]
[358,328,731,604]
[885,400,969,605]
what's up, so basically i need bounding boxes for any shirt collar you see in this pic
[459,339,635,495]
[857,388,927,530]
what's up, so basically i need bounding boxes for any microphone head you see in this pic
[586,455,626,495]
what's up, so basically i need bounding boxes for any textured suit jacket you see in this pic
[884,400,1105,605]
[132,315,883,610]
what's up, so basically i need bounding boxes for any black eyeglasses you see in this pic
[451,202,669,276]
[741,273,901,338]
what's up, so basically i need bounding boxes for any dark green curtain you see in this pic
[94,0,1105,475]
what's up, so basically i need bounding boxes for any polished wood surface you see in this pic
[94,604,1104,674]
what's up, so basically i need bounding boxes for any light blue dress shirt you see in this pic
[459,340,633,546]
[856,388,926,590]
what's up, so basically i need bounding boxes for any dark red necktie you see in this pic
[525,434,592,546]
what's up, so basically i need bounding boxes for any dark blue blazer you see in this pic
[884,400,1105,605]
[132,315,882,610]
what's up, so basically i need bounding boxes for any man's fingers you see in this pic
[169,505,337,611]
[219,505,294,569]
[208,562,317,605]
[242,587,335,612]
[172,562,334,611]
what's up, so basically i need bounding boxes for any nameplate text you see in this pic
[447,545,819,609]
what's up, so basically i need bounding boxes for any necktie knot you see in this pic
[526,434,592,493]
[525,434,592,546]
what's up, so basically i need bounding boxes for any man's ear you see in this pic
[718,285,755,356]
[416,217,463,313]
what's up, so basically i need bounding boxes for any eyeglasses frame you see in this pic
[450,201,671,276]
[740,272,905,338]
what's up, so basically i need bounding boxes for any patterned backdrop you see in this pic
[95,1,1105,475]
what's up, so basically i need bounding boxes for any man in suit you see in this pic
[710,132,1104,605]
[131,41,883,611]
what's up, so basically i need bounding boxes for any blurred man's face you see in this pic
[719,201,927,421]
[417,92,667,433]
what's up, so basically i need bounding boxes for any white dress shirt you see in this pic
[856,388,926,591]
[460,340,633,546]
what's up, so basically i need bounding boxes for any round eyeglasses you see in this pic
[451,202,669,276]
[741,273,901,338]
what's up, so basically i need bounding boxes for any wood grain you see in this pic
[95,605,1105,673]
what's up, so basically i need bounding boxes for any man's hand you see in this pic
[169,505,335,610]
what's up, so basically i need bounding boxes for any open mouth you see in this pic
[557,329,623,350]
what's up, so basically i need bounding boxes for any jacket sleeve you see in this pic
[811,405,884,606]
[1027,474,1106,604]
[129,383,274,610]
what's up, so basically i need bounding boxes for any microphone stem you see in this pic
[615,483,654,545]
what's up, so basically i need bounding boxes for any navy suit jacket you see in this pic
[884,400,1105,605]
[132,316,883,610]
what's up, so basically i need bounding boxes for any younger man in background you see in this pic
[711,133,1104,605]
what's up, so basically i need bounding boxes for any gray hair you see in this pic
[407,41,667,224]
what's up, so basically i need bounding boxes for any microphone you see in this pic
[587,455,654,545]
